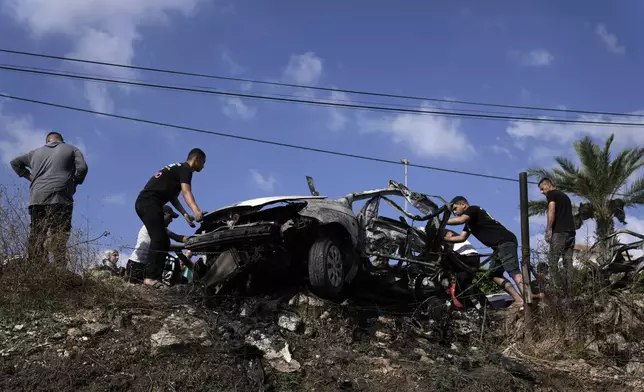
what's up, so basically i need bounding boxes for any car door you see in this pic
[357,194,425,261]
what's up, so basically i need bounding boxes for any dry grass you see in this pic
[513,234,644,367]
[0,184,149,321]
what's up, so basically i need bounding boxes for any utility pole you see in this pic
[519,172,533,334]
[401,159,409,214]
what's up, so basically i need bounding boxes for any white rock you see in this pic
[150,313,210,355]
[81,323,110,336]
[278,314,303,332]
[377,316,395,326]
[288,293,326,308]
[245,330,301,373]
[375,330,391,341]
[14,325,24,331]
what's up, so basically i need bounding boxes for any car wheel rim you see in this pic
[326,244,343,287]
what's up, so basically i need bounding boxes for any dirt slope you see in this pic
[0,271,642,392]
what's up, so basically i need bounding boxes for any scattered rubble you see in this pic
[81,323,110,336]
[1,270,644,391]
[150,311,211,355]
[277,313,303,333]
[245,330,302,373]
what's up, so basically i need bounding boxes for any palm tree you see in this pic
[527,134,644,252]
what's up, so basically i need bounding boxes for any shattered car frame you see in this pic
[584,229,644,289]
[184,178,472,301]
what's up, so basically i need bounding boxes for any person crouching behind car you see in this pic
[443,229,489,311]
[125,205,189,285]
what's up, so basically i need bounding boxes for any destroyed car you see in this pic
[185,178,471,301]
[583,229,644,290]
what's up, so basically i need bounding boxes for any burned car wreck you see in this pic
[184,178,479,302]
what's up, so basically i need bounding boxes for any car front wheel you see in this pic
[308,236,345,299]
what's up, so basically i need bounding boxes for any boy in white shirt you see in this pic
[125,205,189,284]
[443,229,488,310]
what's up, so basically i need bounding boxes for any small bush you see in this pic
[0,184,148,320]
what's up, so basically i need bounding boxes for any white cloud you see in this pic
[221,97,257,120]
[3,0,205,113]
[220,47,245,75]
[0,101,93,166]
[518,49,554,67]
[283,52,323,85]
[489,144,514,159]
[0,104,48,165]
[611,216,644,259]
[84,83,115,114]
[326,90,349,131]
[357,103,474,160]
[506,110,644,149]
[528,145,566,165]
[102,193,126,205]
[249,169,276,193]
[596,23,625,55]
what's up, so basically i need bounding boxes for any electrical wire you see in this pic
[2,64,644,128]
[0,62,581,120]
[1,47,643,119]
[0,91,537,184]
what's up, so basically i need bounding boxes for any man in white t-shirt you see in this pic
[125,205,189,283]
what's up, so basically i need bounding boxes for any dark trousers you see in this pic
[454,254,488,309]
[28,203,73,266]
[134,196,169,281]
[548,231,575,297]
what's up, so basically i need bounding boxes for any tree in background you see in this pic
[526,134,644,254]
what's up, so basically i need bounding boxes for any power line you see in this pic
[1,63,577,120]
[0,92,535,184]
[2,64,644,128]
[1,47,642,119]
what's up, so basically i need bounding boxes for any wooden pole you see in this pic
[519,172,533,325]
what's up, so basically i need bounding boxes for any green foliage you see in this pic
[527,134,644,248]
[474,270,502,295]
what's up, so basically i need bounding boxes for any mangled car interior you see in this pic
[184,178,493,303]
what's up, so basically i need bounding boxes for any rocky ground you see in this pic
[1,270,643,392]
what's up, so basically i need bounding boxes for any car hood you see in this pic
[203,195,327,220]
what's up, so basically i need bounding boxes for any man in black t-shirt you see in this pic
[444,196,525,309]
[134,148,206,289]
[538,177,575,297]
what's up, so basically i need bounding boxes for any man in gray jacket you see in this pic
[10,132,88,265]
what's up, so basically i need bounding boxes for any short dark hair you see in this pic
[46,132,64,142]
[538,177,554,187]
[187,148,206,161]
[450,196,468,205]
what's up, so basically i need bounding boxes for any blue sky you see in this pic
[1,0,643,266]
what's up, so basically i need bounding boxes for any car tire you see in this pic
[308,236,346,299]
